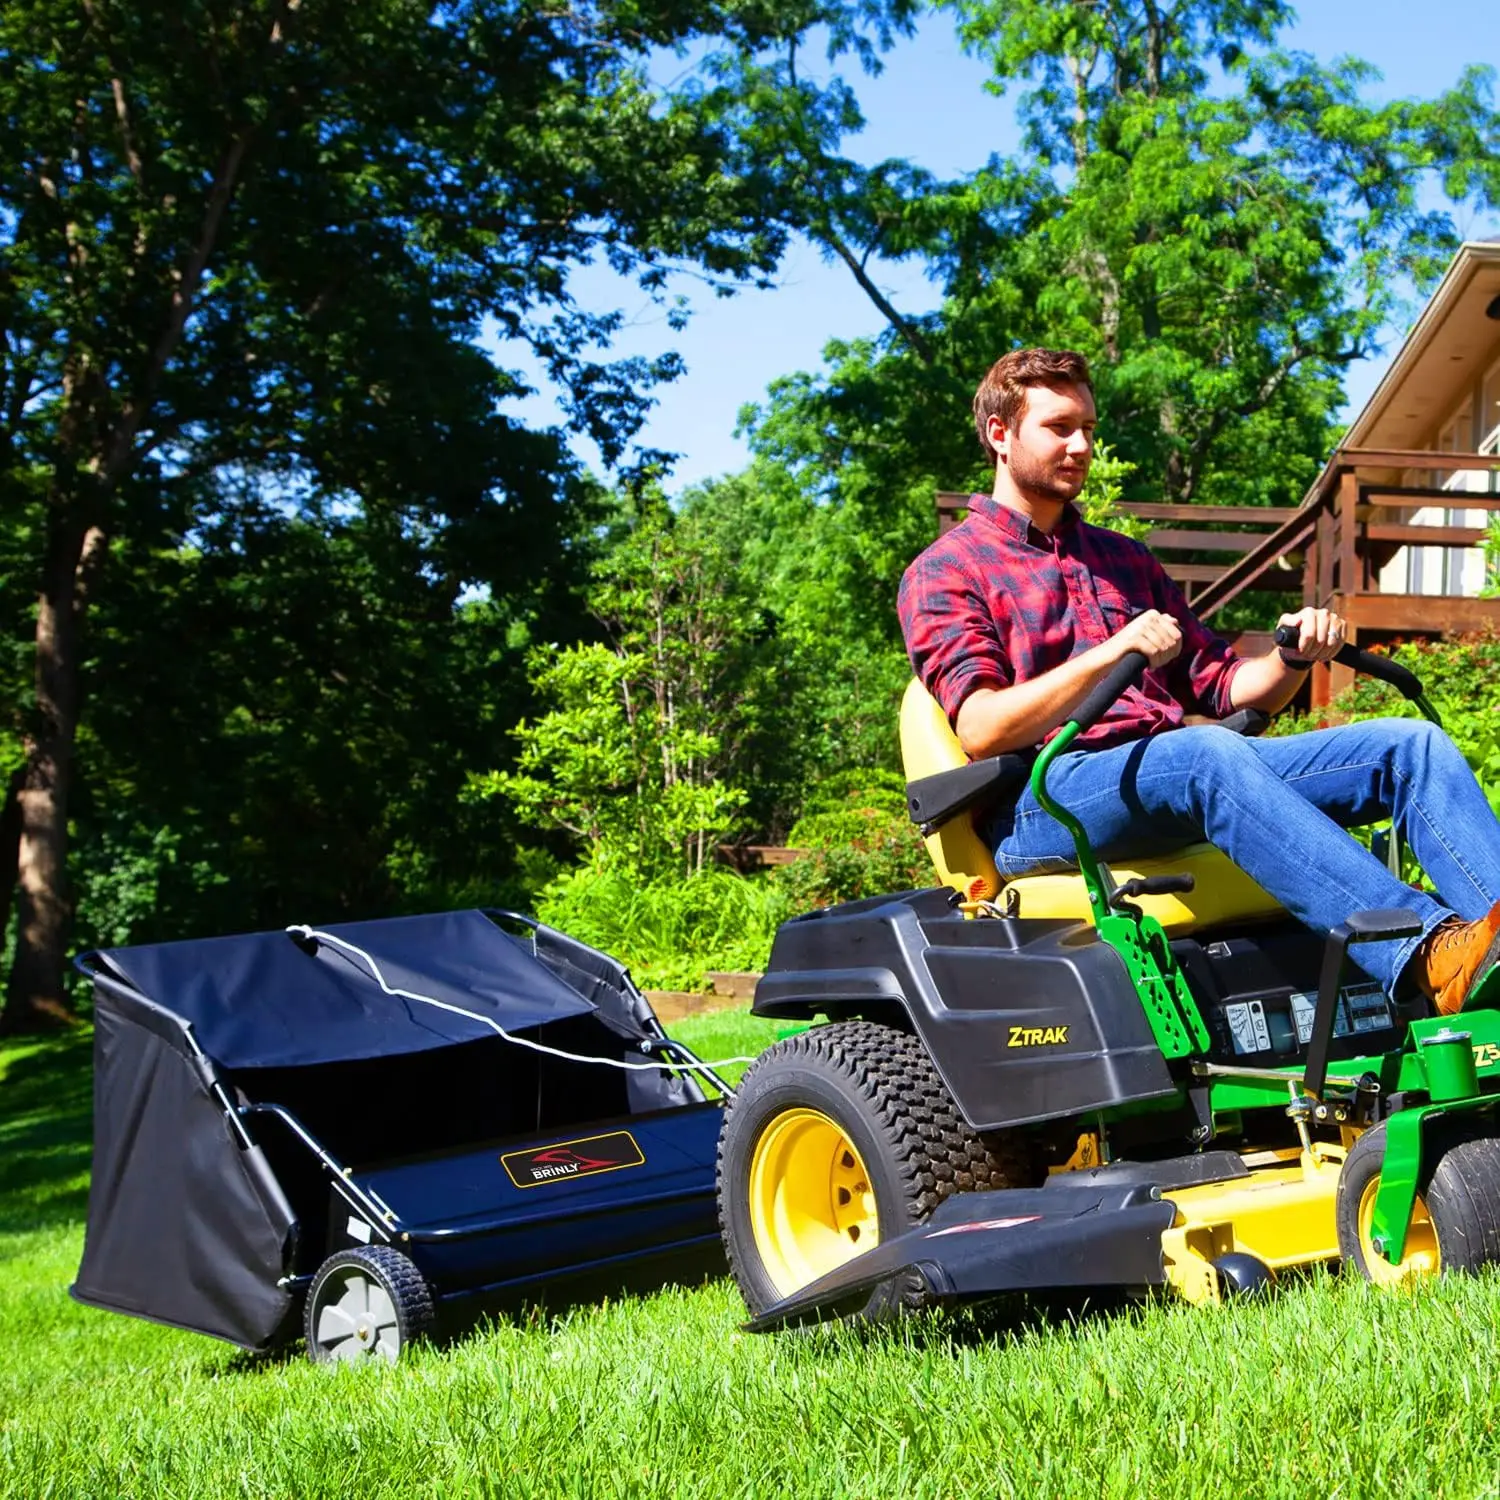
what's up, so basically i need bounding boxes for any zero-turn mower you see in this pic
[718,631,1500,1329]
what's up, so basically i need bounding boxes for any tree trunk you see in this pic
[1,506,98,1033]
[0,766,25,957]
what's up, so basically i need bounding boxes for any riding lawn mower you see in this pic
[717,629,1500,1329]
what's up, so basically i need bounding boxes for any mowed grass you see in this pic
[7,1020,1500,1498]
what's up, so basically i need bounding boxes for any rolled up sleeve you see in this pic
[898,555,1012,725]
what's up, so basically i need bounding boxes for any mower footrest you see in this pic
[1044,1150,1250,1194]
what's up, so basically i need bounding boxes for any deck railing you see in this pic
[937,449,1500,707]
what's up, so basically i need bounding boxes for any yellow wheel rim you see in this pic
[747,1107,880,1298]
[1357,1177,1441,1285]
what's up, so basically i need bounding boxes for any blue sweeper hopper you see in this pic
[71,909,730,1362]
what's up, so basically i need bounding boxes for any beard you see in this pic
[1006,446,1089,504]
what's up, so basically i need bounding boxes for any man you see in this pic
[898,347,1500,1014]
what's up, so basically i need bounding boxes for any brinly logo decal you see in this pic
[501,1131,646,1188]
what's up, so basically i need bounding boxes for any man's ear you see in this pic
[986,413,1009,462]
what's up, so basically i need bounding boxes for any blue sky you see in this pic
[503,2,1500,492]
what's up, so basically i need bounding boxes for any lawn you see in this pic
[5,1018,1500,1499]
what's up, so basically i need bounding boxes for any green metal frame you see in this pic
[1030,725,1210,1057]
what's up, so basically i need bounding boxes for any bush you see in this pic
[530,865,787,992]
[773,770,931,909]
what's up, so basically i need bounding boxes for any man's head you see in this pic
[973,347,1096,508]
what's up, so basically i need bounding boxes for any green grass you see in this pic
[7,1022,1500,1497]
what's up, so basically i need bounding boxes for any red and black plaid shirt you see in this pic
[898,495,1245,751]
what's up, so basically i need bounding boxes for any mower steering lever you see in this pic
[1110,873,1195,908]
[1272,626,1440,724]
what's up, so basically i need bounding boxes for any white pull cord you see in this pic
[286,925,759,1076]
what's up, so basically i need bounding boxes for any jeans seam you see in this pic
[1396,764,1494,910]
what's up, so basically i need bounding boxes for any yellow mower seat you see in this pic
[899,679,1285,935]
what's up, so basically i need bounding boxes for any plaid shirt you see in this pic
[898,494,1245,751]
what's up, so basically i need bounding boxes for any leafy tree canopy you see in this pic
[0,0,917,1026]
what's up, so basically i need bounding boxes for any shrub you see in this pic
[773,771,931,909]
[530,864,786,992]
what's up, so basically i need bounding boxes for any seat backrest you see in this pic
[898,678,1287,933]
[899,679,1002,902]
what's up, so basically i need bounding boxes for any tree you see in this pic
[739,0,1500,585]
[477,487,773,879]
[0,0,914,1028]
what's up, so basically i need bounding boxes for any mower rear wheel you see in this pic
[1337,1120,1500,1283]
[717,1020,1033,1319]
[305,1244,435,1364]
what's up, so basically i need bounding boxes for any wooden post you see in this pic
[1323,603,1357,707]
[1315,505,1334,607]
[1337,471,1358,596]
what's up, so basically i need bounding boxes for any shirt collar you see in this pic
[967,493,1080,546]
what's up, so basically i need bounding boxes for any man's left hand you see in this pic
[1277,607,1347,665]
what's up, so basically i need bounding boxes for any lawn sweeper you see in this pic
[718,631,1500,1329]
[72,909,735,1362]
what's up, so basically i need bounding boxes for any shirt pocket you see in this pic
[1093,580,1138,632]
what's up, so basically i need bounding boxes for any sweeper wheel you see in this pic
[305,1244,435,1363]
[717,1020,1033,1318]
[1337,1120,1500,1283]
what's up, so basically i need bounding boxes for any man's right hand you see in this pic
[955,607,1182,759]
[1111,609,1182,669]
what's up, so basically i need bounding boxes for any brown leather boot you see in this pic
[1412,900,1500,1015]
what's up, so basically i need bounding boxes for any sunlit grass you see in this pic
[7,1022,1500,1497]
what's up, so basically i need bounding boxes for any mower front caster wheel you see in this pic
[305,1244,435,1364]
[1337,1120,1500,1283]
[1213,1253,1273,1298]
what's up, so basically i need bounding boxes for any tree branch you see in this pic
[825,233,936,364]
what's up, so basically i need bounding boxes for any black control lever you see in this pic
[1272,624,1427,702]
[1110,873,1196,908]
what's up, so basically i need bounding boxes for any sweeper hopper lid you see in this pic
[86,909,601,1070]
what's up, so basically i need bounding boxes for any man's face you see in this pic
[990,381,1096,503]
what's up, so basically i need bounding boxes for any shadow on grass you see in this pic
[0,1028,94,1234]
[768,1284,1197,1361]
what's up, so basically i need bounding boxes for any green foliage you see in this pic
[474,487,776,880]
[1483,517,1500,599]
[774,769,931,907]
[531,866,785,992]
[1076,442,1145,538]
[65,513,554,953]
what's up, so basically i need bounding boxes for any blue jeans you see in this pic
[988,719,1500,994]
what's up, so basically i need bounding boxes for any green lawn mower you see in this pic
[717,631,1500,1329]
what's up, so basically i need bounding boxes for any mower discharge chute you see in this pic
[72,909,730,1362]
[718,633,1500,1328]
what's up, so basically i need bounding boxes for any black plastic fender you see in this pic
[744,1182,1177,1332]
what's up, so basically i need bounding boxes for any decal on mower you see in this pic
[1007,1025,1069,1048]
[501,1130,645,1188]
[928,1215,1043,1238]
[1474,1042,1500,1070]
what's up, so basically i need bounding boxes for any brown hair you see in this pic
[972,348,1093,463]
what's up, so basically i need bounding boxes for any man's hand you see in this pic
[1112,609,1182,669]
[1277,607,1346,665]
